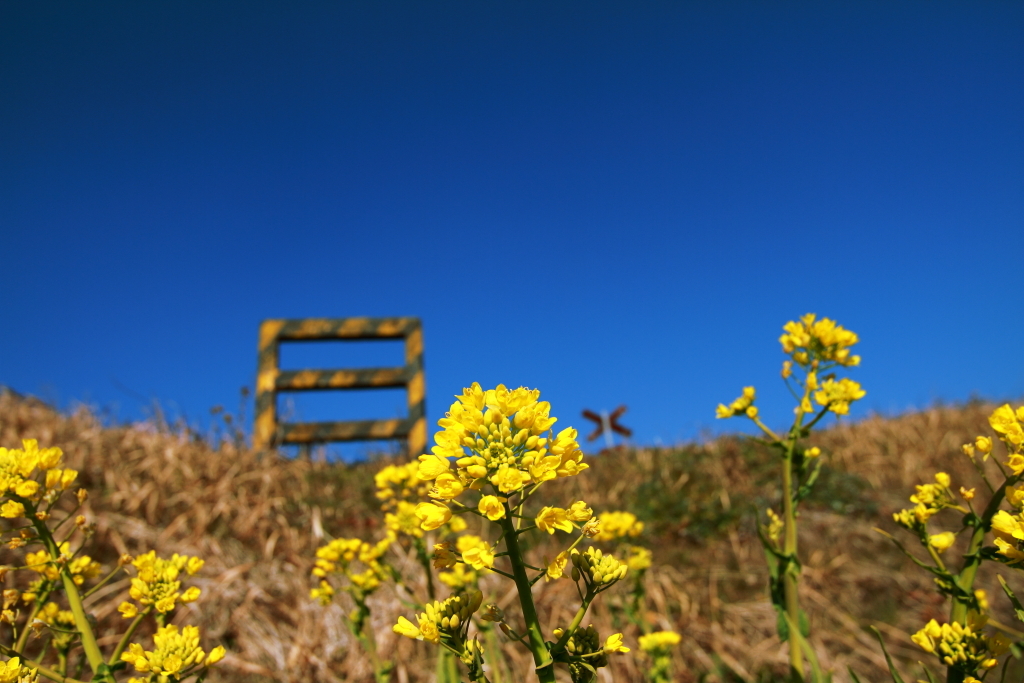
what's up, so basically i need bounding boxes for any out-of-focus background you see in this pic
[2,2,1022,453]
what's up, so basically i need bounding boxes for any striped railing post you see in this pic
[252,317,426,458]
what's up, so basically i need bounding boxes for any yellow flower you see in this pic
[779,314,860,367]
[0,502,24,519]
[430,472,465,500]
[594,511,643,541]
[536,507,573,534]
[122,624,210,677]
[813,378,866,415]
[310,580,335,605]
[603,633,630,654]
[119,602,139,618]
[457,536,495,571]
[545,552,569,581]
[393,591,483,645]
[127,551,203,614]
[975,436,993,459]
[0,657,38,683]
[567,500,593,522]
[414,501,452,530]
[385,500,425,538]
[626,546,652,572]
[433,542,458,569]
[477,495,506,521]
[438,563,479,590]
[638,630,681,653]
[205,646,226,666]
[416,453,452,481]
[990,405,1024,447]
[716,387,756,419]
[928,532,956,553]
[490,466,528,494]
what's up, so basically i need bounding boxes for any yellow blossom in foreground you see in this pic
[545,551,569,581]
[393,590,483,645]
[911,619,1005,673]
[416,383,588,496]
[121,624,221,678]
[477,495,505,521]
[989,405,1024,448]
[0,502,24,519]
[567,500,593,522]
[414,501,452,530]
[928,532,957,553]
[457,536,495,571]
[603,633,630,654]
[638,631,681,653]
[0,657,38,683]
[536,506,573,534]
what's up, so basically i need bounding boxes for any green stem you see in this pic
[497,506,555,682]
[782,398,809,681]
[946,474,1018,683]
[108,606,152,665]
[414,537,436,601]
[26,503,106,681]
[0,643,88,683]
[551,595,593,654]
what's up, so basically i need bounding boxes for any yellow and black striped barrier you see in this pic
[254,317,426,458]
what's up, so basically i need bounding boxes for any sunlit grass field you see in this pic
[2,388,1014,682]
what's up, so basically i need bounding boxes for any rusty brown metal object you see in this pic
[254,317,426,457]
[581,405,632,443]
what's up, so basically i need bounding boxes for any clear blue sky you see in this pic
[2,1,1022,453]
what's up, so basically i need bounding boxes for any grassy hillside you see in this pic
[0,389,1009,683]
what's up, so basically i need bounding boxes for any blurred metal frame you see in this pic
[254,317,426,457]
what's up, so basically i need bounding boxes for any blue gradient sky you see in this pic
[2,2,1022,453]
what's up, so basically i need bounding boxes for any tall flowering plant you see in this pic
[716,315,865,682]
[0,440,224,683]
[872,403,1024,683]
[393,384,632,683]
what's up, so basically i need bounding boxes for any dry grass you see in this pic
[0,389,1013,683]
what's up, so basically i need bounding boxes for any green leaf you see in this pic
[918,661,938,683]
[776,606,790,643]
[799,609,811,638]
[870,626,906,683]
[847,666,863,683]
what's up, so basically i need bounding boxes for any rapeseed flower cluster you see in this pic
[592,511,642,541]
[911,619,1007,674]
[0,440,80,521]
[569,548,627,593]
[387,384,631,683]
[778,313,861,367]
[892,472,957,532]
[121,624,225,683]
[553,625,628,683]
[393,590,483,646]
[119,551,204,616]
[413,384,588,526]
[310,536,392,604]
[716,316,864,682]
[0,437,224,683]
[638,631,681,683]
